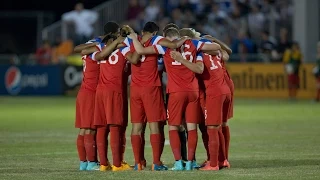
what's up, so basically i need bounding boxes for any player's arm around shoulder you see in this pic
[74,42,98,53]
[170,51,204,74]
[128,33,156,55]
[94,36,125,61]
[161,36,190,49]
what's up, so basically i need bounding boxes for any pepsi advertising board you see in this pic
[0,65,63,95]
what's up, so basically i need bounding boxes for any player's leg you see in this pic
[76,129,87,170]
[143,86,167,171]
[179,125,188,162]
[198,90,209,166]
[184,92,201,170]
[140,122,147,168]
[167,92,185,171]
[130,87,145,170]
[109,125,122,170]
[219,94,231,168]
[94,90,111,171]
[79,91,99,170]
[75,94,88,170]
[200,95,225,171]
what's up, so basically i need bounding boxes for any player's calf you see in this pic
[77,129,87,170]
[149,122,167,171]
[131,123,144,170]
[200,125,220,171]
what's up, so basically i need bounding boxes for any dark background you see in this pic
[0,0,108,54]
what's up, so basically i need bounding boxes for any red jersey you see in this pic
[94,46,131,92]
[80,42,103,92]
[130,35,165,87]
[200,51,231,97]
[154,39,204,93]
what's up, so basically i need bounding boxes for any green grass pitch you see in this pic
[0,97,319,180]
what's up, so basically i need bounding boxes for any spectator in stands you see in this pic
[248,4,265,41]
[207,3,228,23]
[62,3,98,45]
[232,30,254,54]
[144,0,160,22]
[35,40,52,65]
[52,37,74,64]
[283,42,303,100]
[277,27,291,60]
[177,0,193,13]
[127,0,144,20]
[228,5,248,38]
[259,31,278,61]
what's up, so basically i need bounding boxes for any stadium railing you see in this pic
[41,0,129,43]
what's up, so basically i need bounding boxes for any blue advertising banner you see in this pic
[0,65,63,95]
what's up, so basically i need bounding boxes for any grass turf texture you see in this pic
[0,97,319,180]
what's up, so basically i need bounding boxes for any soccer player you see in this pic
[126,21,188,171]
[74,21,120,171]
[171,47,231,171]
[92,32,140,171]
[129,27,220,171]
[283,42,303,100]
[162,23,188,162]
[201,35,234,164]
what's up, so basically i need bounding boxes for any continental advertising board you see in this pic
[228,63,317,99]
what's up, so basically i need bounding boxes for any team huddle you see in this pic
[74,21,234,172]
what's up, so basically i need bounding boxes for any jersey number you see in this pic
[172,44,193,65]
[209,54,222,70]
[99,50,119,64]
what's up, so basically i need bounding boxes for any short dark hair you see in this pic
[104,21,120,35]
[143,21,159,33]
[164,28,180,38]
[163,23,179,33]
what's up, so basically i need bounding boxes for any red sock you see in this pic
[140,129,146,161]
[120,126,127,162]
[169,130,181,160]
[316,89,320,101]
[150,134,161,165]
[218,128,226,162]
[110,126,121,167]
[131,135,142,164]
[222,126,230,160]
[187,129,198,161]
[76,135,86,161]
[159,123,165,156]
[84,133,96,162]
[207,128,219,167]
[96,127,109,166]
[199,123,209,160]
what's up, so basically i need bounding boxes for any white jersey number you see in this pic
[172,44,193,65]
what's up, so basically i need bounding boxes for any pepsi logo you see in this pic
[5,66,22,95]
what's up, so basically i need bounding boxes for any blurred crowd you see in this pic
[124,0,294,62]
[29,0,295,65]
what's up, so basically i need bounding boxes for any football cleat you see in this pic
[121,161,132,170]
[192,160,201,169]
[152,163,168,171]
[170,160,184,171]
[112,164,132,171]
[99,164,112,171]
[79,161,88,171]
[219,160,231,169]
[200,160,209,168]
[133,163,143,171]
[199,164,219,171]
[86,162,100,171]
[141,159,147,169]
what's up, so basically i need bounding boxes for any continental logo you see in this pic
[226,63,316,99]
[230,67,307,90]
